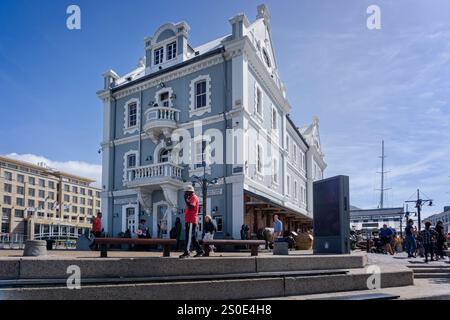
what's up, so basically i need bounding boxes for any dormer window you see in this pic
[166,41,177,60]
[154,47,164,65]
[262,49,271,68]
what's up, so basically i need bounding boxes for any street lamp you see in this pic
[405,189,432,231]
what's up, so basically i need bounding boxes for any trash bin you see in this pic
[273,238,289,255]
[45,239,55,250]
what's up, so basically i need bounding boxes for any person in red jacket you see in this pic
[91,212,103,237]
[179,185,205,258]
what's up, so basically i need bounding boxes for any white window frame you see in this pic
[294,181,298,200]
[154,87,174,108]
[166,41,177,60]
[286,175,290,196]
[123,150,139,184]
[256,143,263,175]
[271,106,278,132]
[272,157,278,185]
[123,98,140,135]
[254,83,263,120]
[154,47,164,65]
[189,75,211,117]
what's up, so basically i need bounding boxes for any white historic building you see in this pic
[97,5,326,239]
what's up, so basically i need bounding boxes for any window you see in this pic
[4,171,12,181]
[257,145,263,173]
[195,80,207,109]
[214,215,223,232]
[64,195,70,202]
[80,188,85,195]
[301,153,306,170]
[286,175,290,196]
[166,41,177,60]
[38,190,45,199]
[159,92,169,107]
[72,186,78,194]
[293,144,297,164]
[17,186,24,195]
[14,209,24,218]
[72,206,78,214]
[127,102,137,127]
[28,176,35,185]
[39,179,45,187]
[2,208,11,219]
[48,191,54,200]
[4,183,12,193]
[80,207,85,215]
[272,107,278,130]
[256,87,263,116]
[38,201,45,210]
[154,47,164,65]
[96,191,100,198]
[3,196,11,205]
[28,188,35,197]
[127,154,136,168]
[294,181,298,200]
[72,196,78,204]
[48,181,55,189]
[96,200,101,207]
[28,199,35,208]
[195,140,207,168]
[159,149,170,163]
[88,199,93,206]
[16,197,24,206]
[272,158,278,184]
[17,174,24,183]
[262,49,271,68]
[80,197,85,205]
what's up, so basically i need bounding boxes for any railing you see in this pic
[0,233,27,249]
[144,106,180,123]
[126,162,183,183]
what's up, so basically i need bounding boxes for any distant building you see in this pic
[0,155,101,241]
[425,207,450,233]
[350,207,404,234]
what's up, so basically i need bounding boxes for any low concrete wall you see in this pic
[1,253,368,280]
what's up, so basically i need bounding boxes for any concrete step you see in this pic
[414,273,450,279]
[0,265,413,300]
[0,253,368,280]
[411,268,450,274]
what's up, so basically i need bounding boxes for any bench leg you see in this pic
[100,244,108,258]
[163,245,171,257]
[251,245,258,256]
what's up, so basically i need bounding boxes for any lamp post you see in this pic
[405,189,432,231]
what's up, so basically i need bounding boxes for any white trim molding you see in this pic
[123,98,141,135]
[154,86,174,108]
[123,149,140,185]
[189,74,212,118]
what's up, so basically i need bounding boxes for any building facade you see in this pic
[0,156,101,240]
[426,207,450,234]
[350,207,405,234]
[98,5,326,239]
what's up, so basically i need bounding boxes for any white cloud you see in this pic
[4,153,102,188]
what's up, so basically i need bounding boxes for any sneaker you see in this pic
[194,251,205,257]
[179,252,190,259]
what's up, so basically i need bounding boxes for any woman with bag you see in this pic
[203,215,217,254]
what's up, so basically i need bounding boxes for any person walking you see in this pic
[420,221,437,263]
[179,186,204,258]
[203,215,217,254]
[379,224,394,255]
[435,220,446,260]
[404,219,417,258]
[89,212,103,250]
[273,215,283,242]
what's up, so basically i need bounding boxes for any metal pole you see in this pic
[417,189,421,231]
[380,140,384,209]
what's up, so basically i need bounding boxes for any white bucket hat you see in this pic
[185,185,195,192]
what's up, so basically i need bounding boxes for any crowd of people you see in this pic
[378,220,448,263]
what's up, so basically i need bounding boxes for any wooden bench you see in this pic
[94,238,176,257]
[200,239,265,256]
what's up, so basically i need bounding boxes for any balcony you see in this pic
[143,107,180,143]
[125,162,185,189]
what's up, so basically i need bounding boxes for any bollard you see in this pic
[23,240,48,256]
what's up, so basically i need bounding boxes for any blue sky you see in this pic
[1,0,449,217]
